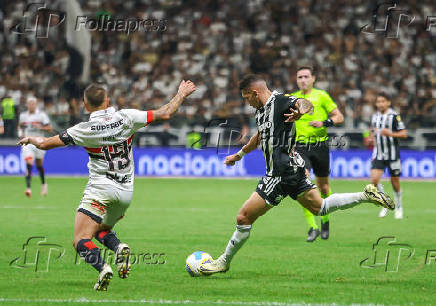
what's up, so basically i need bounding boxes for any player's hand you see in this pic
[309,121,323,128]
[365,137,374,146]
[380,128,392,137]
[177,80,196,98]
[296,98,314,115]
[17,137,30,146]
[284,98,313,122]
[284,108,302,122]
[224,154,242,166]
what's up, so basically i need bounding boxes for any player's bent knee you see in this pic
[236,213,250,225]
[73,239,79,249]
[99,224,112,231]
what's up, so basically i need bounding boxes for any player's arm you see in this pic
[39,123,53,133]
[35,113,53,133]
[17,135,66,150]
[17,114,26,138]
[329,108,344,125]
[366,127,375,147]
[152,80,196,121]
[31,123,53,133]
[380,129,408,138]
[392,129,408,138]
[284,98,314,122]
[310,107,344,128]
[224,131,260,166]
[380,114,408,138]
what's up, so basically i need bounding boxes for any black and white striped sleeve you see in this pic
[279,95,298,113]
[392,114,406,131]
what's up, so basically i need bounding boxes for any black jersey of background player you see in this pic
[255,91,305,176]
[371,108,406,161]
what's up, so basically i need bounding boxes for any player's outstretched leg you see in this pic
[391,176,403,219]
[25,162,33,198]
[199,192,271,275]
[95,229,131,279]
[316,177,332,240]
[363,184,394,210]
[320,190,332,239]
[298,184,394,217]
[370,169,387,217]
[302,207,320,242]
[36,159,47,196]
[376,184,388,218]
[74,212,112,291]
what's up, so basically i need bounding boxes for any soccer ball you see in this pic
[185,251,212,277]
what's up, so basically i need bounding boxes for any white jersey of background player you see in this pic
[18,97,52,197]
[18,81,196,291]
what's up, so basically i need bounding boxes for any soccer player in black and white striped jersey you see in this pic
[369,93,408,219]
[199,75,395,275]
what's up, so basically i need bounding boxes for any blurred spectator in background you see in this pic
[158,122,177,147]
[0,0,434,146]
[1,94,18,138]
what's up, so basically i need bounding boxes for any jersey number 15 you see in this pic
[101,140,131,171]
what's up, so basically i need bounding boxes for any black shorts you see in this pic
[371,159,402,177]
[295,141,330,177]
[255,167,317,206]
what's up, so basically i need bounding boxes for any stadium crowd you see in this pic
[0,0,435,140]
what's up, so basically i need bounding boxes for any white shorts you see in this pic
[21,144,46,162]
[78,183,133,227]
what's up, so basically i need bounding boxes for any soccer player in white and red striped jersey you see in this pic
[18,80,196,291]
[18,97,53,197]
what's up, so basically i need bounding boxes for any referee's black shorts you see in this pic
[295,141,330,177]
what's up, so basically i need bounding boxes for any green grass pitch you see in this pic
[1,176,435,305]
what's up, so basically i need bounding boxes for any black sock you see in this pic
[95,230,121,252]
[37,166,45,184]
[26,164,32,188]
[76,239,105,272]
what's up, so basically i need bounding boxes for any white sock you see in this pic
[377,184,385,193]
[394,191,402,209]
[223,224,252,262]
[319,193,365,215]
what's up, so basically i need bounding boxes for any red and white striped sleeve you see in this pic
[121,109,154,132]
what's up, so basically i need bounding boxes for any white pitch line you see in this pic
[0,298,380,306]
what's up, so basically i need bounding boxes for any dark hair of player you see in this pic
[84,83,107,108]
[239,74,265,91]
[377,92,391,101]
[296,65,314,75]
